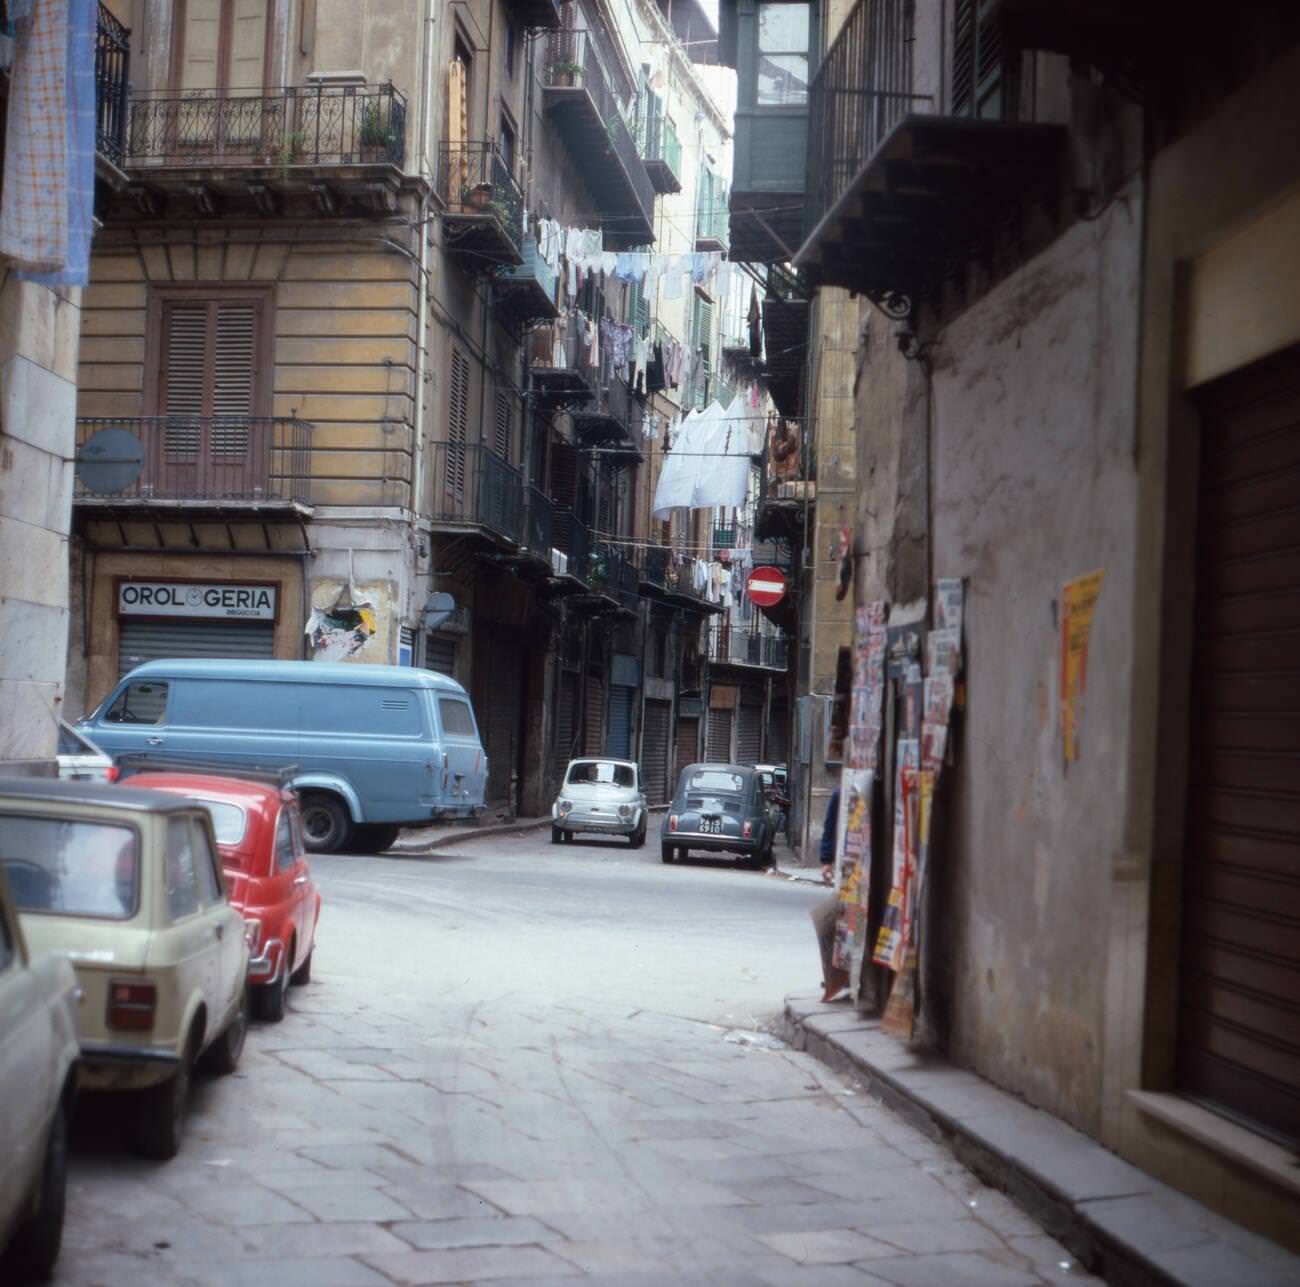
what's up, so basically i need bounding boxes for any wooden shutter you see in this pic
[180,0,221,91]
[211,302,256,458]
[493,389,512,460]
[952,0,1008,120]
[447,347,470,498]
[161,303,208,459]
[229,0,267,93]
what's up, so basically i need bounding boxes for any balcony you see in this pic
[695,197,728,254]
[640,544,672,594]
[494,241,560,328]
[763,265,810,418]
[73,417,312,513]
[667,556,724,614]
[525,487,554,558]
[756,422,814,541]
[542,30,656,247]
[794,0,1067,320]
[572,375,638,456]
[708,625,789,670]
[428,441,524,544]
[527,311,597,407]
[588,543,641,613]
[438,142,525,270]
[95,3,130,172]
[551,508,592,584]
[640,111,682,195]
[119,82,407,218]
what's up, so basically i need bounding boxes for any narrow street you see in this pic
[58,831,1096,1287]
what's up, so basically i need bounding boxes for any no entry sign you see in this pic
[747,566,787,608]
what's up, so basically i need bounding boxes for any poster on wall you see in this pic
[1060,569,1104,767]
[832,768,873,991]
[873,741,918,970]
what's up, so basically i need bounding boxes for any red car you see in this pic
[125,773,321,1021]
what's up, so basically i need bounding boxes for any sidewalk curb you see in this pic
[783,996,1300,1287]
[393,805,672,854]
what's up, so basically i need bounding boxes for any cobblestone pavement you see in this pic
[58,835,1099,1286]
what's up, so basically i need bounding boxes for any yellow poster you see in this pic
[1060,569,1104,766]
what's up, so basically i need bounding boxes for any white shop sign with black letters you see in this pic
[118,582,277,621]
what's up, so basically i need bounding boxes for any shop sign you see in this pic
[118,581,277,621]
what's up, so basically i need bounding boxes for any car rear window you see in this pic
[0,815,140,919]
[439,698,476,736]
[567,761,634,787]
[687,770,746,794]
[196,801,247,847]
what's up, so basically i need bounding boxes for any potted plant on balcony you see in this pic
[358,103,394,162]
[462,181,494,213]
[548,59,583,87]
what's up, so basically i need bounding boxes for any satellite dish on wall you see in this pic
[75,427,144,494]
[421,591,456,632]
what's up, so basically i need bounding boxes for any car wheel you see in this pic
[351,823,400,853]
[630,819,646,848]
[134,1040,193,1160]
[563,831,574,844]
[660,842,676,864]
[290,947,313,986]
[203,985,248,1076]
[551,825,563,845]
[300,793,351,853]
[8,1100,67,1279]
[254,952,289,1022]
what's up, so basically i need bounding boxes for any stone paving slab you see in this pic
[785,994,1300,1287]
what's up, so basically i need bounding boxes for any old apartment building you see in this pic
[722,0,1300,1256]
[68,0,786,819]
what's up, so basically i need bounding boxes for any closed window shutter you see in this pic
[162,303,208,459]
[212,302,256,458]
[493,389,512,460]
[447,347,469,497]
[952,0,1007,119]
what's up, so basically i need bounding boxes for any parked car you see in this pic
[0,778,249,1161]
[123,771,320,1023]
[77,660,489,853]
[0,865,79,1282]
[754,762,789,834]
[56,720,116,783]
[552,759,647,847]
[661,763,775,867]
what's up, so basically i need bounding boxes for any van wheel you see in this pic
[301,794,350,853]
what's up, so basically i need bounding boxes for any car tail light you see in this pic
[669,815,678,832]
[742,821,753,838]
[107,980,156,1032]
[103,765,120,783]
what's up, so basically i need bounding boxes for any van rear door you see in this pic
[434,694,485,813]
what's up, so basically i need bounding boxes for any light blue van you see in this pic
[78,660,488,853]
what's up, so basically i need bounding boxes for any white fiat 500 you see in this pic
[551,759,647,848]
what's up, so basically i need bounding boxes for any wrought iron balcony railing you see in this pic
[552,507,592,582]
[708,625,789,670]
[526,486,554,556]
[125,82,407,170]
[74,416,312,505]
[805,0,929,238]
[437,141,525,262]
[527,309,599,402]
[430,441,524,543]
[641,544,671,589]
[95,3,129,166]
[639,103,682,194]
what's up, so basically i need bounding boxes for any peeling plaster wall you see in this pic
[927,188,1143,1132]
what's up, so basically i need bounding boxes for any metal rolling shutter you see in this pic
[642,699,671,803]
[768,699,789,764]
[118,619,274,677]
[706,708,733,762]
[607,686,635,760]
[555,670,579,764]
[425,635,457,675]
[584,674,605,755]
[1178,347,1300,1145]
[735,690,763,766]
[676,715,699,780]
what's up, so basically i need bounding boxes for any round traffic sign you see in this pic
[747,566,787,608]
[76,427,144,495]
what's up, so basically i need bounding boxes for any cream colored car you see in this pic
[0,863,79,1281]
[0,779,249,1161]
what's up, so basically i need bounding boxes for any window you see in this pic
[447,346,470,499]
[688,769,745,794]
[499,116,516,175]
[438,698,476,736]
[951,0,1011,119]
[493,389,513,460]
[198,800,248,847]
[504,20,517,78]
[105,680,169,725]
[174,0,269,94]
[0,816,141,919]
[756,3,810,106]
[274,809,296,872]
[166,817,200,921]
[191,819,223,906]
[566,761,635,787]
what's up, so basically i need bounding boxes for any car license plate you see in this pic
[701,816,722,834]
